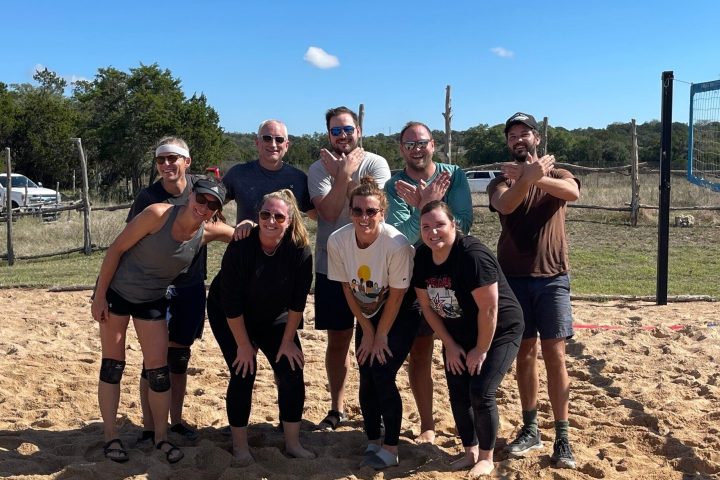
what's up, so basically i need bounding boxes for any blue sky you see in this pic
[2,0,719,136]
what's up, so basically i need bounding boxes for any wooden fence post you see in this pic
[5,148,14,266]
[630,119,640,227]
[358,103,364,149]
[443,85,453,164]
[73,138,93,255]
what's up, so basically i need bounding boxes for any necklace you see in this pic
[262,242,280,257]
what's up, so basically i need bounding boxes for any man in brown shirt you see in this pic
[488,112,581,469]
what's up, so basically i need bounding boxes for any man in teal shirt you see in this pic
[384,121,473,443]
[386,121,473,244]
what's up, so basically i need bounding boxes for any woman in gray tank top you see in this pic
[91,178,233,464]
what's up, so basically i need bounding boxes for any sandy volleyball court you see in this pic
[0,288,718,479]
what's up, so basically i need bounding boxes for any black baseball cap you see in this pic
[193,177,226,206]
[504,112,538,135]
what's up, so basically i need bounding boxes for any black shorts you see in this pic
[314,273,354,331]
[106,288,167,320]
[167,282,207,346]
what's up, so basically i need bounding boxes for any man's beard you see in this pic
[511,144,536,162]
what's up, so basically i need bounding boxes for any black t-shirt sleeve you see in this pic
[288,246,313,312]
[126,189,153,222]
[457,237,500,291]
[411,245,431,289]
[219,237,252,319]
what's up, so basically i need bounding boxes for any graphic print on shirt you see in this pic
[350,264,389,317]
[426,275,462,319]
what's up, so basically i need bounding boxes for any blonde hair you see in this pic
[260,189,309,247]
[349,176,388,211]
[155,136,190,154]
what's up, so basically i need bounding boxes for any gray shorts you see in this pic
[506,274,574,340]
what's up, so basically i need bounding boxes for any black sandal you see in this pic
[156,440,184,464]
[318,410,345,430]
[103,438,129,463]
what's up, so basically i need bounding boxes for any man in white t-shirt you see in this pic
[307,106,391,430]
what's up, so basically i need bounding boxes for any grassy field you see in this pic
[1,172,719,298]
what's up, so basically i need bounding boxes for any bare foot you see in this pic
[450,453,477,471]
[468,459,494,478]
[416,429,436,444]
[232,449,255,466]
[286,445,316,459]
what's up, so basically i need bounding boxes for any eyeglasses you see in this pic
[329,125,356,137]
[351,207,382,218]
[155,154,184,164]
[403,140,431,150]
[195,193,221,211]
[260,135,286,144]
[259,210,287,224]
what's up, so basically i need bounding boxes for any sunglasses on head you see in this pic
[195,193,221,211]
[259,210,287,224]
[329,125,356,137]
[155,154,184,164]
[351,207,382,218]
[403,140,431,150]
[260,135,286,144]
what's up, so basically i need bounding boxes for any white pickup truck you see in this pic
[0,173,61,217]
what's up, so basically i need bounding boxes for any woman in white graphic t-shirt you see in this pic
[327,176,420,470]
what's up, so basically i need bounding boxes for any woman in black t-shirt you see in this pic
[207,189,314,464]
[412,201,523,477]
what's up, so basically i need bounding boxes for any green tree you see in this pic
[464,124,506,167]
[6,72,77,185]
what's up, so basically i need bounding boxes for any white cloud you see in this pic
[303,46,340,69]
[490,47,514,58]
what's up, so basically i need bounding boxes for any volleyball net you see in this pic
[688,79,720,192]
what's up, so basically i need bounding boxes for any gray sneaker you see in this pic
[550,437,576,469]
[504,427,543,456]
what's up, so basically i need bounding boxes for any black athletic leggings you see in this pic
[444,336,519,450]
[207,293,305,427]
[356,303,420,446]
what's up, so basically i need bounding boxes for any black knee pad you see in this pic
[167,347,191,374]
[99,358,126,384]
[140,365,147,380]
[146,366,171,392]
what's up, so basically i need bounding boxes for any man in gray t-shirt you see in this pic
[308,106,390,430]
[223,119,315,239]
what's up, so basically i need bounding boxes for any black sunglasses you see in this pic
[259,210,287,224]
[260,135,286,144]
[403,140,431,150]
[195,193,221,211]
[351,207,382,218]
[329,125,356,137]
[155,154,184,164]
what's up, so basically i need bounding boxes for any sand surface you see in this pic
[0,288,718,479]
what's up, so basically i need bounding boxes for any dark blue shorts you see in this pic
[106,287,167,321]
[167,282,207,346]
[506,274,574,340]
[314,273,354,331]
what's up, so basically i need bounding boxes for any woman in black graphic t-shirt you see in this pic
[412,200,523,477]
